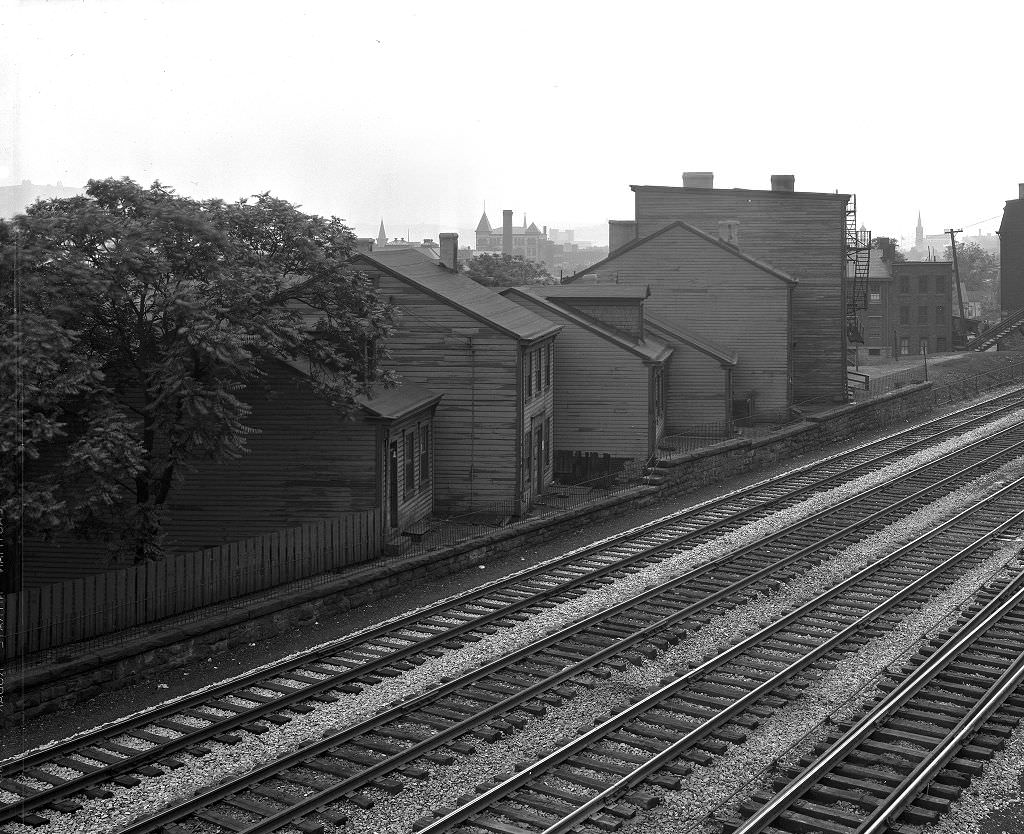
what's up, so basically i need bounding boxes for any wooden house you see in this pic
[502,285,673,480]
[567,219,795,423]
[606,173,851,404]
[353,239,562,516]
[18,361,442,586]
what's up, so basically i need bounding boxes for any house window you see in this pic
[918,305,928,323]
[534,347,542,392]
[918,277,929,293]
[869,283,881,303]
[868,348,882,356]
[544,344,551,389]
[404,430,416,495]
[936,304,945,319]
[919,337,929,355]
[899,306,909,325]
[899,337,910,355]
[900,277,910,294]
[524,352,533,399]
[419,424,430,483]
[868,316,882,339]
[936,336,947,351]
[544,417,551,466]
[524,431,532,484]
[935,276,945,292]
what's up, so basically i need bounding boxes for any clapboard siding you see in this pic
[633,187,847,403]
[369,266,529,513]
[580,225,792,421]
[510,296,656,461]
[17,360,413,587]
[659,339,732,428]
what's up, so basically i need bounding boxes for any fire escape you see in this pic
[845,195,872,343]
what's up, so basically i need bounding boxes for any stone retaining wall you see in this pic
[3,380,956,722]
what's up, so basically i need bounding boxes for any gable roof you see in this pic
[645,316,738,367]
[357,382,442,421]
[502,287,672,364]
[565,220,798,287]
[356,248,561,343]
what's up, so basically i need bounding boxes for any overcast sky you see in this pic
[4,0,1020,247]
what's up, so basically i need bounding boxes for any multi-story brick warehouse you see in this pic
[605,172,854,405]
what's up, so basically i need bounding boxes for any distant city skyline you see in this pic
[4,1,1019,251]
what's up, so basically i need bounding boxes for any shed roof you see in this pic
[357,248,561,343]
[357,382,442,421]
[565,220,798,287]
[502,287,672,364]
[645,316,738,367]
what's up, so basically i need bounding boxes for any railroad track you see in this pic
[411,479,1024,834]
[3,389,1024,831]
[61,432,1024,833]
[727,568,1024,834]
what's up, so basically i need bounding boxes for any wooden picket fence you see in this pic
[3,509,382,660]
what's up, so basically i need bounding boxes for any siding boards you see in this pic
[582,225,792,422]
[369,265,529,513]
[634,188,847,403]
[510,296,655,462]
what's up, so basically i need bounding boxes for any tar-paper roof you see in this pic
[357,248,561,343]
[356,382,442,421]
[568,220,798,287]
[645,315,738,367]
[502,287,672,364]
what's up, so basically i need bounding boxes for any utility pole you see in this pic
[946,228,967,344]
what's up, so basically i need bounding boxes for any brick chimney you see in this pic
[502,209,513,255]
[439,233,459,272]
[683,172,714,189]
[771,174,795,192]
[609,220,637,254]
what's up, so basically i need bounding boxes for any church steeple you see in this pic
[915,211,924,247]
[376,219,387,248]
[475,208,492,233]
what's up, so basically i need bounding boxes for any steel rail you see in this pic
[5,392,1024,829]
[732,570,1024,834]
[115,437,1024,834]
[5,395,1020,795]
[417,484,1024,834]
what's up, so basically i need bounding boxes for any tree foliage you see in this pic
[1,177,395,568]
[464,253,554,287]
[944,241,999,290]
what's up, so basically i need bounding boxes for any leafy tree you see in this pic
[464,253,555,287]
[872,236,907,264]
[944,241,999,291]
[1,177,395,578]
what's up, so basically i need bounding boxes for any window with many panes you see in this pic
[900,277,910,294]
[404,430,416,495]
[544,417,551,466]
[918,277,929,293]
[918,305,928,323]
[869,283,881,303]
[899,337,909,355]
[936,336,947,351]
[899,306,909,325]
[418,424,430,483]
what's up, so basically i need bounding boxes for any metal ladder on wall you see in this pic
[845,194,871,343]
